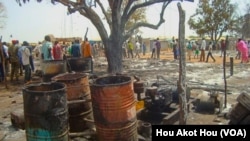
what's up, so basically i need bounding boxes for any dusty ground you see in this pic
[0,50,249,140]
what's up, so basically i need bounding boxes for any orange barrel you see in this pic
[41,60,67,82]
[90,75,138,141]
[22,82,69,141]
[51,72,93,133]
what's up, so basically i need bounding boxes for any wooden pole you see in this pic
[223,36,229,108]
[230,57,233,76]
[177,2,187,125]
[0,37,8,89]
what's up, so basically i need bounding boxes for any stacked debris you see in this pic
[228,92,250,124]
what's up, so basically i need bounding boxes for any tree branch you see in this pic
[125,1,170,37]
[56,0,108,41]
[95,0,112,26]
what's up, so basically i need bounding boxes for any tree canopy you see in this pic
[241,4,250,39]
[188,0,237,43]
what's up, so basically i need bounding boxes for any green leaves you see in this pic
[188,0,237,42]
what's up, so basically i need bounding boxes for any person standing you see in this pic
[172,39,178,60]
[142,42,146,56]
[220,39,226,57]
[151,40,156,59]
[71,39,81,57]
[127,40,134,58]
[41,35,53,61]
[206,41,216,62]
[82,38,93,73]
[193,41,199,59]
[33,42,42,70]
[237,38,249,63]
[155,38,161,59]
[33,42,42,60]
[28,45,35,73]
[52,41,63,60]
[21,41,32,83]
[17,41,24,76]
[8,40,20,81]
[82,38,92,58]
[199,38,206,62]
[186,41,193,60]
[134,41,141,58]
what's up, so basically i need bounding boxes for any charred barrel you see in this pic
[52,72,93,133]
[22,82,69,141]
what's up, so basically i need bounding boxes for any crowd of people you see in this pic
[0,40,35,84]
[179,37,250,64]
[1,36,250,84]
[0,35,102,84]
[120,37,250,64]
[122,38,159,59]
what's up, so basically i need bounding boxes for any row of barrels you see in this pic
[22,58,138,141]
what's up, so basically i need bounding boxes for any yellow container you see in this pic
[136,100,144,111]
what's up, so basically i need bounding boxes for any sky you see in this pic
[0,0,246,43]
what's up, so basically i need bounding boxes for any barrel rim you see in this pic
[42,60,66,63]
[22,82,66,93]
[51,72,88,81]
[91,75,132,87]
[67,57,91,60]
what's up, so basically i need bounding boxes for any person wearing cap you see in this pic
[21,41,32,83]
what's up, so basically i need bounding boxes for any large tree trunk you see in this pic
[104,37,123,74]
[177,2,187,125]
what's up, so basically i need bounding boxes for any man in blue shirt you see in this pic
[41,35,53,61]
[71,39,81,57]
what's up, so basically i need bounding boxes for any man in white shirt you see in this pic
[134,41,141,58]
[21,41,31,83]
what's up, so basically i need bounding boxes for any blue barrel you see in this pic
[22,82,69,141]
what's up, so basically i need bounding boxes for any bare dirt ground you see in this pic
[0,50,249,140]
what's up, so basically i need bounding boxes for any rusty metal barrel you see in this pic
[22,82,69,141]
[51,72,93,133]
[90,75,138,141]
[67,57,91,73]
[41,60,67,82]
